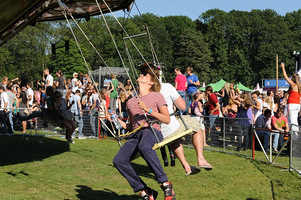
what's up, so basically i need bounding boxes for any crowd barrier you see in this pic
[182,115,299,174]
[1,108,300,174]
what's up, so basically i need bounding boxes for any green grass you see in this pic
[0,135,300,200]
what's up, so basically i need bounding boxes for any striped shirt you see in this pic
[127,92,167,131]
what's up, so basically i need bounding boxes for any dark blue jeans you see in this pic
[113,128,168,192]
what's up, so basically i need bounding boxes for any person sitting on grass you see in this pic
[113,63,175,200]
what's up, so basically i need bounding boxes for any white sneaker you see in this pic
[78,136,86,140]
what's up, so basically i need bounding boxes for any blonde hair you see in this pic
[119,90,127,102]
[264,96,273,110]
[292,74,301,94]
[224,83,230,96]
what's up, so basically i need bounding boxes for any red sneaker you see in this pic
[139,187,158,200]
[161,182,176,200]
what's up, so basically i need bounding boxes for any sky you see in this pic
[114,0,301,20]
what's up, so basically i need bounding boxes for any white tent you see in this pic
[253,83,263,93]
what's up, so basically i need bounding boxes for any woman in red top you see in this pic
[281,62,301,132]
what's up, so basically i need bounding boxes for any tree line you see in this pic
[1,9,301,88]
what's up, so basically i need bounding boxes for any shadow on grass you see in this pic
[0,135,69,166]
[75,185,140,200]
[250,159,276,200]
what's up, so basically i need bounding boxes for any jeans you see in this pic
[185,92,195,114]
[256,130,270,149]
[113,128,167,193]
[271,132,279,149]
[90,110,98,137]
[237,126,250,149]
[177,90,186,114]
[209,115,218,130]
[110,97,117,112]
[288,103,300,133]
[7,111,14,134]
[74,114,84,136]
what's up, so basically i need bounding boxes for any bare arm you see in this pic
[138,101,170,124]
[281,62,295,87]
[173,96,186,111]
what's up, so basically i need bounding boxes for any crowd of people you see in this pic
[0,62,300,199]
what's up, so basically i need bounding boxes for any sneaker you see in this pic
[273,148,279,153]
[164,158,169,167]
[139,187,158,200]
[161,182,176,200]
[78,136,86,140]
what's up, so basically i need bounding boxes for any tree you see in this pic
[175,29,213,83]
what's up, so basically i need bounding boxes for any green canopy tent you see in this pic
[235,83,252,92]
[199,79,226,92]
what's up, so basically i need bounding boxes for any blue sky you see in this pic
[114,0,300,19]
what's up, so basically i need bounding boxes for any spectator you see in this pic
[18,87,28,133]
[26,82,34,108]
[55,70,67,98]
[1,76,8,89]
[206,86,220,130]
[69,89,85,139]
[254,109,272,152]
[236,92,253,151]
[99,89,108,139]
[5,85,16,134]
[44,68,54,88]
[107,73,118,112]
[251,91,263,122]
[281,62,301,133]
[174,68,187,113]
[89,86,99,138]
[219,83,231,115]
[0,86,9,132]
[71,72,79,93]
[185,67,200,114]
[271,108,289,152]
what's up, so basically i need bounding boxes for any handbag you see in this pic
[60,110,73,121]
[194,107,202,117]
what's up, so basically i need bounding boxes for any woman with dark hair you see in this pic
[18,87,28,133]
[52,91,76,143]
[113,63,175,200]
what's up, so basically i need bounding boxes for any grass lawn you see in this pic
[0,135,300,200]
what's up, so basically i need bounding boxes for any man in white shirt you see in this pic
[44,68,54,89]
[0,86,9,132]
[160,82,212,175]
[26,82,34,107]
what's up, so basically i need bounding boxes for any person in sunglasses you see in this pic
[113,63,176,200]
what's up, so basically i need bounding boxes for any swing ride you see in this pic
[0,0,199,149]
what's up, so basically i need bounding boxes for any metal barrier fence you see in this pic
[290,124,301,175]
[182,115,292,170]
[182,116,253,157]
[1,108,300,174]
[0,108,104,139]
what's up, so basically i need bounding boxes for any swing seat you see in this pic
[152,115,202,150]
